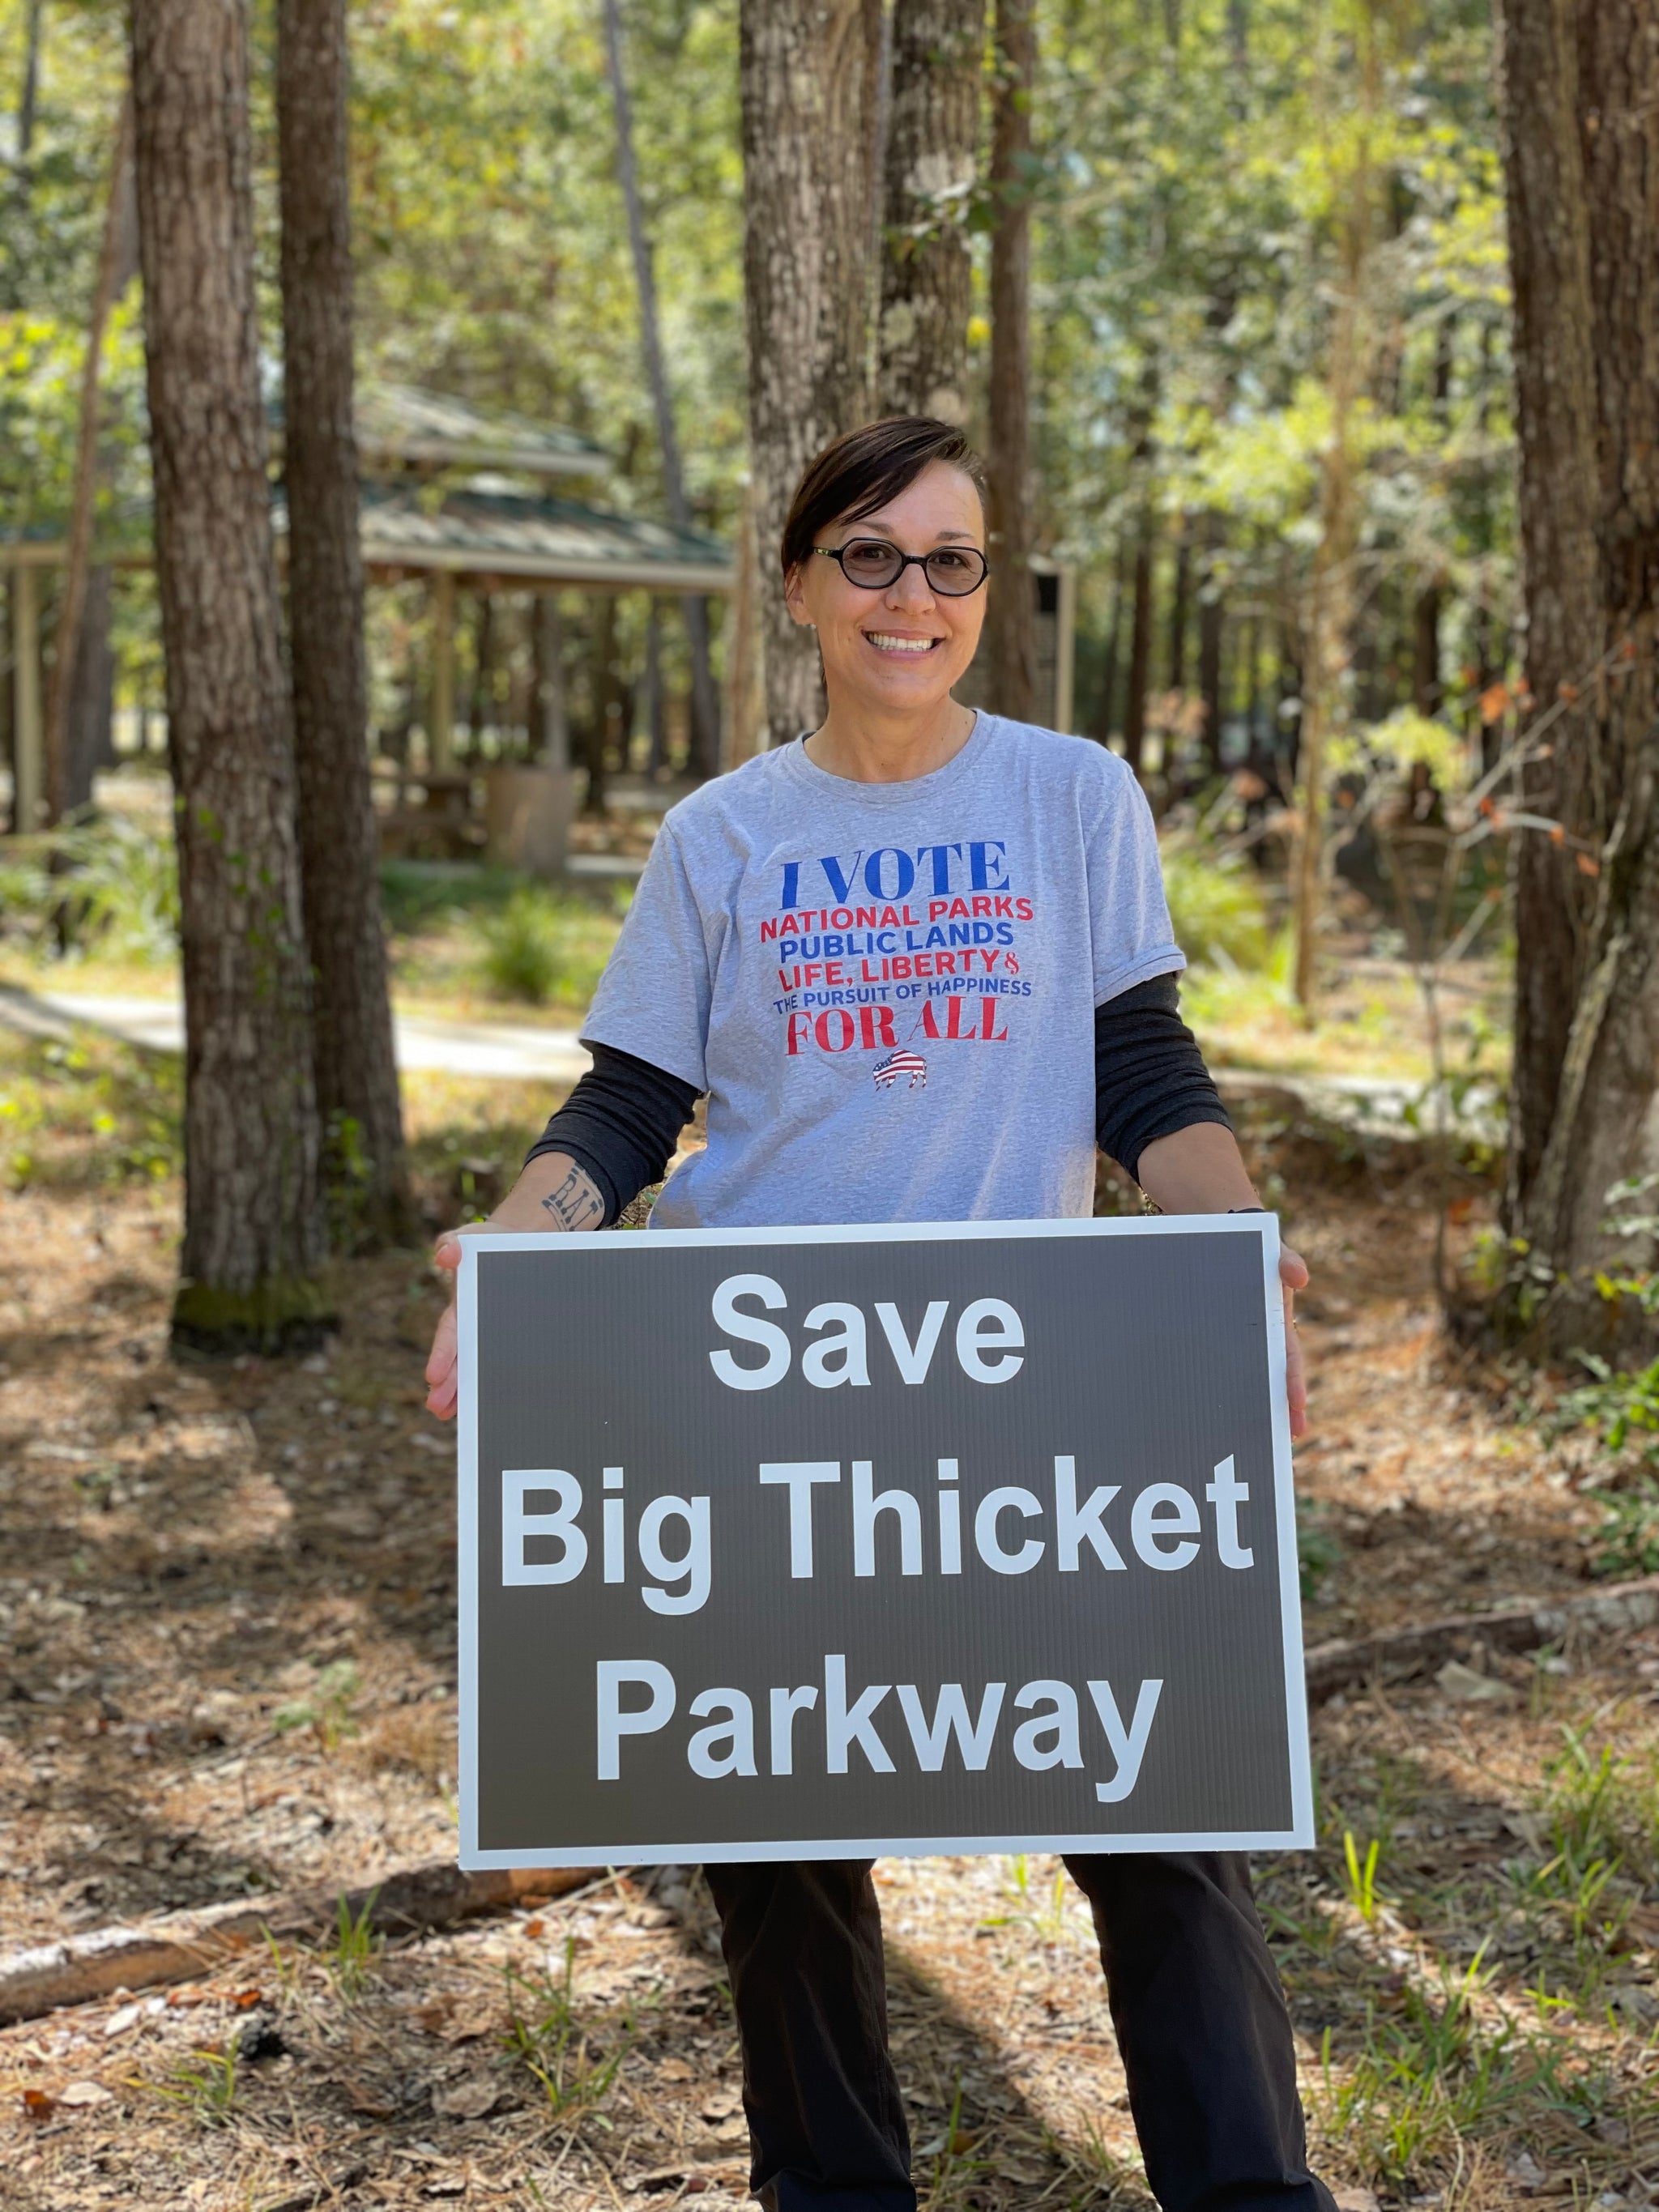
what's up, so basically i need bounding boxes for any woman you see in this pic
[425,416,1332,2212]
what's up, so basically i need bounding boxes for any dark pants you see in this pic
[706,1854,1336,2212]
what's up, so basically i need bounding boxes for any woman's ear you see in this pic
[783,563,815,630]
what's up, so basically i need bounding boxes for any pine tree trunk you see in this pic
[276,0,411,1247]
[739,0,881,748]
[877,0,985,423]
[130,0,328,1352]
[1095,535,1128,746]
[1122,510,1154,778]
[1198,514,1225,770]
[1166,526,1190,692]
[1492,0,1604,1227]
[62,565,117,814]
[603,0,721,775]
[1494,0,1659,1353]
[45,92,134,825]
[983,0,1036,722]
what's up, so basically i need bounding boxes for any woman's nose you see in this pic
[884,564,936,612]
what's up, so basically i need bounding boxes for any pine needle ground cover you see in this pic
[0,1043,1654,2210]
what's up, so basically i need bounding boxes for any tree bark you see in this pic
[1290,28,1377,1013]
[1412,581,1442,718]
[130,0,327,1352]
[44,92,134,825]
[62,565,117,813]
[17,0,43,161]
[277,0,411,1247]
[1198,514,1225,771]
[877,0,985,424]
[983,0,1036,722]
[1094,534,1128,747]
[603,0,721,775]
[1493,0,1659,1353]
[739,0,882,748]
[1166,524,1190,693]
[1122,508,1154,778]
[1492,0,1604,1226]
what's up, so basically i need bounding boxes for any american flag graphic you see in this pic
[873,1051,928,1092]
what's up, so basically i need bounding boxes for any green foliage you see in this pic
[1159,841,1270,970]
[1584,1481,1659,1582]
[1342,1831,1384,1924]
[1534,1728,1658,1893]
[1316,1956,1523,2185]
[0,1031,181,1191]
[473,884,620,1006]
[504,1937,631,2118]
[4,816,181,965]
[272,1659,364,1753]
[1331,707,1472,797]
[143,2044,239,2129]
[326,1889,386,1999]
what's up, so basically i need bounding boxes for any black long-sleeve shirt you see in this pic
[526,973,1230,1227]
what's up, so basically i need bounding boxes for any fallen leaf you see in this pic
[1333,2192,1380,2212]
[58,2080,114,2107]
[1506,2150,1548,2189]
[432,2075,501,2121]
[104,2001,143,2038]
[657,2057,694,2082]
[1577,852,1601,876]
[231,1988,263,2010]
[344,2081,397,2118]
[21,2087,57,2120]
[522,1917,544,1937]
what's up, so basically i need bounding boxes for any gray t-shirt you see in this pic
[583,712,1183,1230]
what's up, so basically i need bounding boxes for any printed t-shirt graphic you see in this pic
[581,714,1185,1230]
[766,833,1037,1084]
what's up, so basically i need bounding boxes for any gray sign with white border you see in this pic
[457,1216,1313,1868]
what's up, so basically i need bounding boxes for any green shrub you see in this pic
[1,815,179,964]
[1159,842,1270,970]
[474,886,617,1006]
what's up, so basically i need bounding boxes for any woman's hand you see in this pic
[423,1153,604,1420]
[1280,1243,1309,1442]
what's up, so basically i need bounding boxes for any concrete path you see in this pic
[1,980,1503,1136]
[0,985,591,1085]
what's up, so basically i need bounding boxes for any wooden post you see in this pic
[429,568,455,773]
[13,565,43,833]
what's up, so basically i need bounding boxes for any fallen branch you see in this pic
[1303,1571,1659,1706]
[0,1859,595,2027]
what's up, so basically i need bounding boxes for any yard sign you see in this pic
[456,1216,1313,1868]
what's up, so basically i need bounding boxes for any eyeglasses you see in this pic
[813,539,990,597]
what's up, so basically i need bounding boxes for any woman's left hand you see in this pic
[1280,1243,1309,1441]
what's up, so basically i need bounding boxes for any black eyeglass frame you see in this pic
[812,539,991,597]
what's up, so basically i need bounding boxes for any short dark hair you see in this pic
[780,416,987,578]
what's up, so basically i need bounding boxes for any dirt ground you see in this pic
[1,1034,1656,2211]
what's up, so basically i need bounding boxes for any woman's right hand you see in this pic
[423,1153,605,1420]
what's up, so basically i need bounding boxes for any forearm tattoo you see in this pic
[540,1163,604,1233]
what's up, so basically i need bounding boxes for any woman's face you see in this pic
[785,461,988,720]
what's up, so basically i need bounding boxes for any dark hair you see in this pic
[779,416,987,578]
